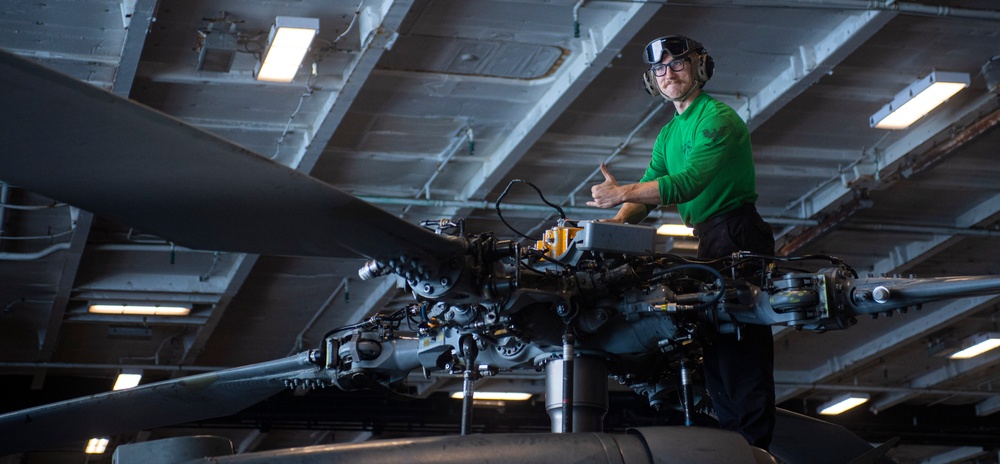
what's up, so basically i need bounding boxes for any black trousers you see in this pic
[694,203,776,450]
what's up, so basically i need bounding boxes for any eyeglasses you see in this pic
[650,59,687,76]
[643,35,703,64]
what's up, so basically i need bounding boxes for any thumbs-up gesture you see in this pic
[587,163,622,209]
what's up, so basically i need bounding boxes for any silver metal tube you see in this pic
[545,355,607,433]
[178,427,769,464]
[184,432,655,464]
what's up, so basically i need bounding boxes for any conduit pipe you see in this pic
[289,277,349,355]
[0,242,71,261]
[815,0,1000,21]
[374,188,997,241]
[665,0,1000,22]
[777,382,1000,398]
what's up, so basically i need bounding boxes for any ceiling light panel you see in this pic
[869,71,970,130]
[256,17,320,83]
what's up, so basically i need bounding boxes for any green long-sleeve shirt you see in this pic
[640,92,758,226]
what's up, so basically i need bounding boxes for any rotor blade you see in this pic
[770,408,896,464]
[0,49,464,260]
[0,352,318,454]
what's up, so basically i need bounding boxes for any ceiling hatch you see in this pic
[380,35,565,79]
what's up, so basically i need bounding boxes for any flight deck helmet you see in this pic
[642,35,715,99]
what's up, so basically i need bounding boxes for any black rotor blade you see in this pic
[0,352,318,455]
[0,49,463,260]
[770,408,896,464]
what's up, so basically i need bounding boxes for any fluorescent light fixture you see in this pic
[948,332,1000,359]
[870,71,970,130]
[255,16,319,83]
[88,303,191,316]
[819,392,870,415]
[113,372,142,390]
[450,391,533,401]
[656,224,694,237]
[85,438,109,454]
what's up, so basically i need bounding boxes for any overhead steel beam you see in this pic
[902,105,1000,177]
[33,0,159,384]
[870,342,1000,412]
[297,0,416,173]
[177,254,260,367]
[777,195,872,255]
[779,93,1000,254]
[113,0,158,96]
[975,394,1000,417]
[457,2,661,202]
[865,191,1000,277]
[237,429,268,454]
[37,211,93,360]
[342,277,400,325]
[922,447,989,464]
[775,294,999,403]
[735,10,895,131]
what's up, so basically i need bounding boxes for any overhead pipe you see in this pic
[0,242,71,261]
[289,278,350,355]
[662,0,1000,22]
[369,194,1000,233]
[417,126,472,201]
[777,381,1000,399]
[573,0,584,38]
[836,0,1000,21]
[842,221,1000,238]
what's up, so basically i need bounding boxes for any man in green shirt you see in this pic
[588,35,776,450]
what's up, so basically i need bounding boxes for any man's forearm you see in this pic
[612,201,654,224]
[619,180,662,205]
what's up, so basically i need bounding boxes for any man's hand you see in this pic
[586,163,660,224]
[587,163,622,209]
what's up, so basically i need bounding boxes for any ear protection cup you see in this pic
[694,53,715,86]
[642,69,659,97]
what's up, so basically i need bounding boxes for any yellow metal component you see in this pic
[652,303,678,312]
[535,225,583,259]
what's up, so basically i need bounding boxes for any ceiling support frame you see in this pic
[456,2,661,203]
[777,93,1000,251]
[735,10,895,131]
[775,294,999,403]
[871,346,1000,412]
[296,0,417,174]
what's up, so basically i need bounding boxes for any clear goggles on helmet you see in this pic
[643,35,704,64]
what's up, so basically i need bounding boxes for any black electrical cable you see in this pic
[650,263,727,311]
[321,307,407,342]
[494,179,567,241]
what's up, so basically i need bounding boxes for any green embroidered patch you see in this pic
[702,126,728,143]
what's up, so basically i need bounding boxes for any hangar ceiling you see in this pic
[1,1,1000,463]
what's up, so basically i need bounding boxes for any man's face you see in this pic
[655,54,696,100]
